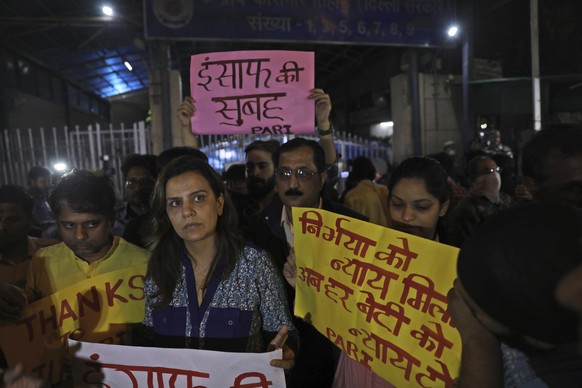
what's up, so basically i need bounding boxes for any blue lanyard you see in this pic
[179,247,225,339]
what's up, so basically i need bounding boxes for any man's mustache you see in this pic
[285,189,303,196]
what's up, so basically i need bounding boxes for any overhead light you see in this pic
[447,25,459,37]
[53,162,68,172]
[102,5,113,16]
[480,122,488,130]
[371,121,394,138]
[124,61,133,71]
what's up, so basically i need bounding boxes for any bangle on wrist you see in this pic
[317,126,334,136]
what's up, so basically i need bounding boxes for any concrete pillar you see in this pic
[149,68,197,155]
[391,72,462,164]
[390,73,414,164]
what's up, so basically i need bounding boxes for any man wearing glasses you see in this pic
[450,155,516,247]
[116,154,158,236]
[266,137,366,388]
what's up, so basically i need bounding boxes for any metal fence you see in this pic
[1,123,390,191]
[198,132,391,174]
[0,122,150,189]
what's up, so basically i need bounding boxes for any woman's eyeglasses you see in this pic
[276,168,319,181]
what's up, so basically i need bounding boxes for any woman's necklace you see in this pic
[192,262,210,304]
[187,246,214,305]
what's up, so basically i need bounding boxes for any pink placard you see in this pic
[190,50,315,135]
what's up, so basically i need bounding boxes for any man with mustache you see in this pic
[264,137,366,388]
[221,89,338,274]
[176,88,338,225]
[244,89,338,217]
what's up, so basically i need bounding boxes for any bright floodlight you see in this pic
[447,25,459,37]
[53,162,67,172]
[380,121,394,128]
[124,61,133,71]
[480,122,488,130]
[102,6,113,16]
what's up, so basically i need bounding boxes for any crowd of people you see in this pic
[0,88,581,387]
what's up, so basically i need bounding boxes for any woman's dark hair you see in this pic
[388,156,451,205]
[147,156,244,308]
[158,147,208,169]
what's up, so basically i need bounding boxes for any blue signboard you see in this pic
[145,0,456,47]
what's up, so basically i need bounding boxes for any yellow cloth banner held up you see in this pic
[0,263,147,384]
[292,208,461,387]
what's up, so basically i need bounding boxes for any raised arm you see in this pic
[309,88,337,166]
[176,96,198,148]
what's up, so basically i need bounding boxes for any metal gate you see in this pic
[1,122,390,190]
[0,122,150,189]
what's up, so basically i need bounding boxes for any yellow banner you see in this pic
[292,208,461,387]
[0,263,147,384]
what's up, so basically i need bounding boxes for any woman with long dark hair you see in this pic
[136,155,296,369]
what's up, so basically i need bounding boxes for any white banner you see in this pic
[69,339,286,387]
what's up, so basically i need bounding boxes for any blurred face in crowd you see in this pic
[245,149,276,198]
[537,149,582,208]
[32,175,52,194]
[226,178,247,194]
[276,146,326,213]
[0,203,32,250]
[57,203,113,263]
[476,158,499,178]
[491,133,501,147]
[389,178,449,240]
[473,158,502,192]
[165,171,224,249]
[125,166,156,213]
